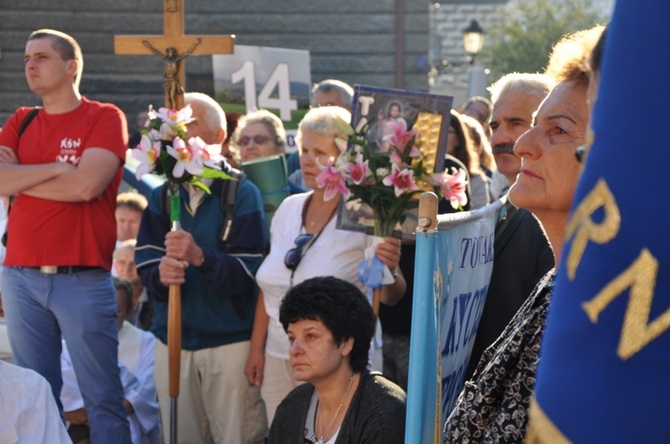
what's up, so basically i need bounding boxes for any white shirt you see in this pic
[257,192,377,360]
[61,321,161,444]
[0,361,71,443]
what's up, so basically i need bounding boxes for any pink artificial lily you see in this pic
[188,136,224,169]
[431,167,468,209]
[384,121,419,152]
[167,137,204,178]
[132,134,161,179]
[382,163,419,197]
[347,153,371,185]
[316,156,350,201]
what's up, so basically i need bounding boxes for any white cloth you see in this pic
[61,321,161,444]
[257,192,381,361]
[0,360,71,443]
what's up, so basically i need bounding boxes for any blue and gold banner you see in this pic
[405,197,501,443]
[529,1,670,441]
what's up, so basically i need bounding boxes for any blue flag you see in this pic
[529,1,670,441]
[405,197,501,443]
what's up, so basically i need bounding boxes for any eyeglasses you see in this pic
[237,135,272,147]
[284,234,314,271]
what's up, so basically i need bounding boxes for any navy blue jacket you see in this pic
[136,165,267,350]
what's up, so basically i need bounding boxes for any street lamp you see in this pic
[462,20,485,64]
[462,19,488,98]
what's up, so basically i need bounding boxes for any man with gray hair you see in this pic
[465,73,555,379]
[488,73,555,193]
[311,79,354,110]
[136,92,268,443]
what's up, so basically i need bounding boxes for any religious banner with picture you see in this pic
[334,85,457,239]
[317,85,466,313]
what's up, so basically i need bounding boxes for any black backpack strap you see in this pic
[218,168,247,321]
[157,169,245,246]
[219,168,245,246]
[18,106,41,137]
[2,107,43,247]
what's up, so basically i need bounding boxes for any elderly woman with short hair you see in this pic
[444,25,605,443]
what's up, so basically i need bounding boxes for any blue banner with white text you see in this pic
[405,198,501,443]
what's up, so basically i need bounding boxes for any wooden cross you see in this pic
[114,0,234,110]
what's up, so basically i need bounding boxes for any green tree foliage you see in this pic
[480,0,609,81]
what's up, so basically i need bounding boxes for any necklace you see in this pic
[315,374,356,444]
[303,193,338,230]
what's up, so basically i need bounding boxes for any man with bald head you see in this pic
[465,73,556,379]
[136,92,267,443]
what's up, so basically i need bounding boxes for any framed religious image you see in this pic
[336,85,454,237]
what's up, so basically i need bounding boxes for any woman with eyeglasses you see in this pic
[244,106,406,426]
[232,109,287,163]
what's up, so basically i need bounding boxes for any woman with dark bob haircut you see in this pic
[269,276,406,444]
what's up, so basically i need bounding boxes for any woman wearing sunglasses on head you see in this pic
[244,106,406,427]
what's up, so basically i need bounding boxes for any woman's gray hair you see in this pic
[295,106,352,153]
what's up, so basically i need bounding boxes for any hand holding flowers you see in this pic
[131,105,231,195]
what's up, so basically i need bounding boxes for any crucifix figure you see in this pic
[114,2,234,443]
[114,0,234,109]
[142,39,201,109]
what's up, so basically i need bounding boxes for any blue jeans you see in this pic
[1,267,131,444]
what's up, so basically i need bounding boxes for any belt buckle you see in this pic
[40,266,58,275]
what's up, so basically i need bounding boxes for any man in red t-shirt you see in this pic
[0,29,131,443]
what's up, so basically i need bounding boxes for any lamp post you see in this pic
[462,19,488,99]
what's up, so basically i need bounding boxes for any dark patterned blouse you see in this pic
[443,271,556,443]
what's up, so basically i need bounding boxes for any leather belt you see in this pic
[34,266,101,275]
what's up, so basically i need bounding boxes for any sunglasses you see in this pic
[237,135,272,147]
[284,234,314,271]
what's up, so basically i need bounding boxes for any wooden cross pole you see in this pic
[114,0,234,110]
[114,2,234,443]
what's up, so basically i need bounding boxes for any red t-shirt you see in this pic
[0,98,127,270]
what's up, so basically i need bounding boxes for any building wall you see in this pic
[0,0,431,128]
[428,0,507,107]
